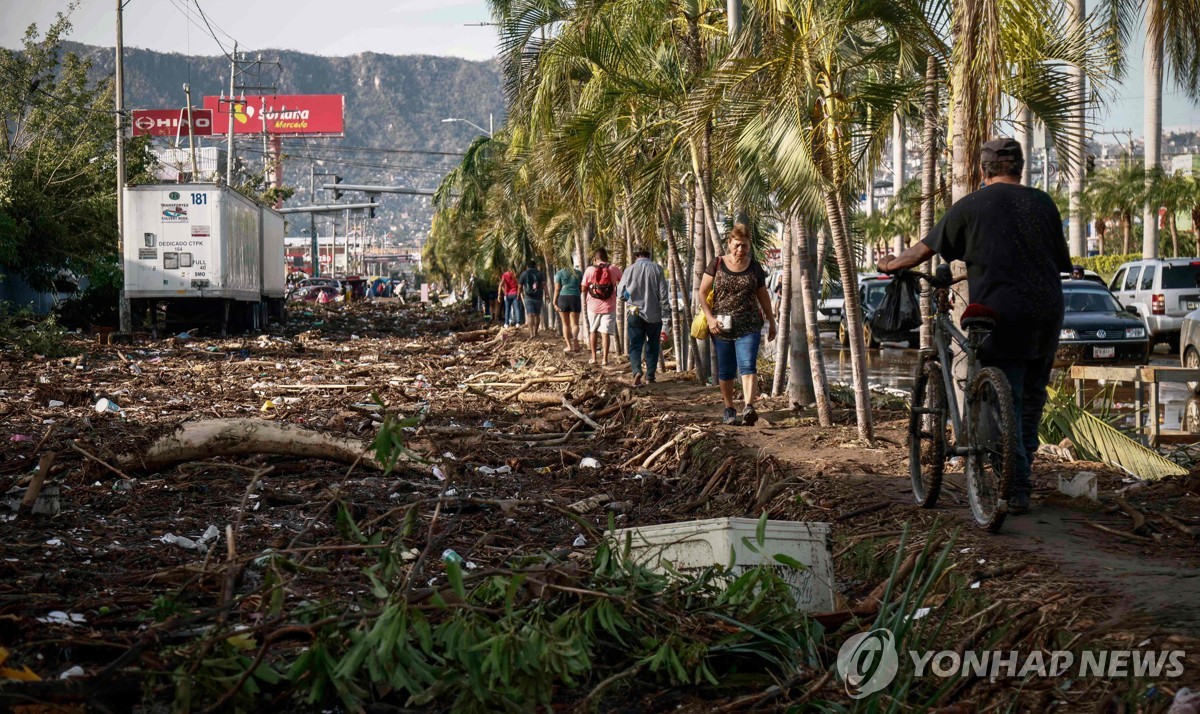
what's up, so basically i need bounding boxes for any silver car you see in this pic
[1108,259,1200,352]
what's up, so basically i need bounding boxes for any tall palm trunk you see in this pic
[919,56,939,350]
[1143,14,1164,258]
[1017,104,1034,186]
[892,114,906,255]
[662,201,698,373]
[689,178,712,383]
[792,215,831,423]
[1067,0,1087,257]
[1122,212,1132,254]
[1170,213,1180,258]
[824,191,874,443]
[772,220,794,396]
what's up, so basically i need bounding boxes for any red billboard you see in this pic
[202,94,345,137]
[131,108,214,136]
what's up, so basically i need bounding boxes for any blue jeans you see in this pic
[983,352,1055,491]
[504,295,520,325]
[712,331,762,382]
[627,314,662,379]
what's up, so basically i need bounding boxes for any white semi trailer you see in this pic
[123,184,285,334]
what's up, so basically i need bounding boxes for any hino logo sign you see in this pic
[131,109,214,136]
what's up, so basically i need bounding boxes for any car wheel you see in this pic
[1186,347,1200,394]
[863,323,878,349]
[838,321,849,347]
[1169,334,1182,354]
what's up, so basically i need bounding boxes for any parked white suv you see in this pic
[1108,258,1200,352]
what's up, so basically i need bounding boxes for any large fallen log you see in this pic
[117,418,385,472]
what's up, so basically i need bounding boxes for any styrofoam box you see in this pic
[610,517,834,612]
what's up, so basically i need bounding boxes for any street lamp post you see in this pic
[442,115,494,137]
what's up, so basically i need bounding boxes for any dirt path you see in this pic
[634,366,1200,639]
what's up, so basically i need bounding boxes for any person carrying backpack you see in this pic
[518,260,545,338]
[580,248,623,366]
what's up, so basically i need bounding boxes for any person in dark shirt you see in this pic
[877,137,1073,514]
[518,261,545,338]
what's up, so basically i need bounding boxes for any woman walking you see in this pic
[697,224,777,425]
[553,263,584,353]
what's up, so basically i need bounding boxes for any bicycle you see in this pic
[899,265,1018,532]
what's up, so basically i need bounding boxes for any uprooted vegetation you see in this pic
[1,300,1198,711]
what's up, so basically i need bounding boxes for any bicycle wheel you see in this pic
[908,357,947,508]
[965,367,1017,532]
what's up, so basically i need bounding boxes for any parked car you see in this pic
[1055,280,1150,367]
[1107,258,1200,351]
[838,273,919,348]
[816,280,844,330]
[1177,309,1200,392]
[1061,268,1106,286]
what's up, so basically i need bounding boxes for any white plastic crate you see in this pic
[610,517,834,612]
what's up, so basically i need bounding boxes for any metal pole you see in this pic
[489,113,493,136]
[184,83,199,177]
[226,41,237,184]
[727,0,741,39]
[115,0,130,334]
[309,163,318,277]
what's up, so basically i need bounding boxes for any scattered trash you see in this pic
[906,607,933,621]
[9,435,31,442]
[569,492,613,514]
[432,466,446,481]
[159,525,221,553]
[572,534,587,547]
[94,398,122,414]
[476,465,512,476]
[113,479,134,492]
[579,457,601,469]
[1057,471,1098,501]
[47,400,64,408]
[46,539,62,547]
[481,420,494,429]
[970,581,981,589]
[36,611,86,627]
[442,549,462,564]
[59,665,85,679]
[175,331,191,340]
[1168,688,1199,714]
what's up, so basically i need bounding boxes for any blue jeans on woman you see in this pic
[627,314,662,381]
[504,295,521,326]
[712,331,762,381]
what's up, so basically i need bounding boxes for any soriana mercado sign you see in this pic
[202,94,345,137]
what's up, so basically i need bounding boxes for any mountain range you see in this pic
[71,42,506,248]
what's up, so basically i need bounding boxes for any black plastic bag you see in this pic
[870,273,922,334]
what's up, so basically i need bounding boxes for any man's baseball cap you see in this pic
[981,137,1023,162]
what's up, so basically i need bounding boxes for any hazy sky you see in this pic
[2,0,1196,137]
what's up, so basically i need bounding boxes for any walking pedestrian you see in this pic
[877,137,1073,514]
[553,262,584,353]
[519,261,545,338]
[580,248,623,366]
[617,247,670,386]
[498,266,520,327]
[697,224,777,425]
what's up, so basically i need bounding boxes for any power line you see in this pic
[295,143,466,157]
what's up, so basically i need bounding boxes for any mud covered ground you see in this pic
[1,300,1198,712]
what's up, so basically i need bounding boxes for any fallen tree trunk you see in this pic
[118,418,385,472]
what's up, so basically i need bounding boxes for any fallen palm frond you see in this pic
[1040,387,1187,480]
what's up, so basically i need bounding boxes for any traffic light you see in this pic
[329,175,343,201]
[366,192,380,219]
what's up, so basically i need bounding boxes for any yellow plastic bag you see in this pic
[689,291,714,340]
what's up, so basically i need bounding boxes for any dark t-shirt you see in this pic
[519,269,545,301]
[921,183,1073,360]
[705,257,768,338]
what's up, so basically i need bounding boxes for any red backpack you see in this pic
[588,264,614,300]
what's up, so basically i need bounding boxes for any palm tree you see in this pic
[1099,0,1200,258]
[1085,165,1145,255]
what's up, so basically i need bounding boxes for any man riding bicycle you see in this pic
[877,137,1073,514]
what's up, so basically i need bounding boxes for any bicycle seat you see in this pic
[960,303,998,331]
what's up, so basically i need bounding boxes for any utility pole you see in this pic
[115,0,130,334]
[184,83,199,178]
[727,0,741,39]
[309,163,319,277]
[225,41,237,184]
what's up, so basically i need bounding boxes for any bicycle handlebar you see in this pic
[888,266,959,289]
